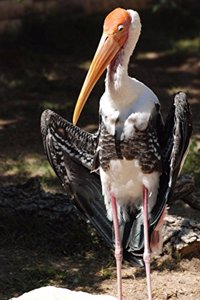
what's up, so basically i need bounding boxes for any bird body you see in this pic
[71,9,169,299]
[99,79,161,222]
[84,9,162,225]
[41,7,192,300]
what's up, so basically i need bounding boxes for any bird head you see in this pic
[73,8,140,125]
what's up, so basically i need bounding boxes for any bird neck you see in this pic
[105,19,141,104]
[104,52,135,110]
[105,45,132,101]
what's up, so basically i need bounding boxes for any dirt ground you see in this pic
[0,8,199,300]
[0,208,199,300]
[102,258,200,300]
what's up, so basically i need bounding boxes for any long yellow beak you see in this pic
[72,33,121,125]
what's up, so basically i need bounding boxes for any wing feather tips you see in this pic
[40,109,55,141]
[169,92,192,185]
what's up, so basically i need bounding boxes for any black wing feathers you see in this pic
[150,92,192,227]
[41,110,112,243]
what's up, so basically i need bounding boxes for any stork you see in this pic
[41,8,192,300]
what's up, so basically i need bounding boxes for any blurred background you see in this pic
[0,1,199,299]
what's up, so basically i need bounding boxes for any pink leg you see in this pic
[143,186,152,300]
[110,192,123,300]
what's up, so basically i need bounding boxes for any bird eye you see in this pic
[118,24,124,32]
